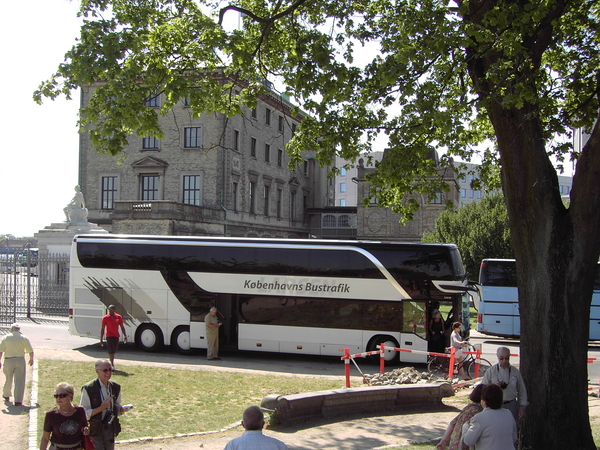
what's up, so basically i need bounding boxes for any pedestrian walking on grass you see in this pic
[80,359,131,450]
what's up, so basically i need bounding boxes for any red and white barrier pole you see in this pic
[380,342,385,374]
[448,347,456,379]
[344,348,351,388]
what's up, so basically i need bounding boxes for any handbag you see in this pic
[83,435,96,450]
[79,407,96,450]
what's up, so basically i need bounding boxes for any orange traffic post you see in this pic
[448,347,456,379]
[474,348,481,378]
[380,342,385,374]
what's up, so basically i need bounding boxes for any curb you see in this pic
[28,359,39,450]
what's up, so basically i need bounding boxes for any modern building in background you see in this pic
[79,72,334,238]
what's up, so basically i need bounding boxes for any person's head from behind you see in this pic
[469,383,485,403]
[481,384,503,409]
[242,405,264,431]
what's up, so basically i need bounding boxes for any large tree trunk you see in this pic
[486,102,600,449]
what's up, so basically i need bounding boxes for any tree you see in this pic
[423,192,513,280]
[36,1,600,448]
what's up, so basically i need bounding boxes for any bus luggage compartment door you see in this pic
[238,324,280,352]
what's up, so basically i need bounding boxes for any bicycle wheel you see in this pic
[463,342,477,365]
[467,358,493,379]
[427,356,449,379]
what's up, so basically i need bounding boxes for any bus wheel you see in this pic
[368,335,400,365]
[136,324,163,352]
[171,325,194,355]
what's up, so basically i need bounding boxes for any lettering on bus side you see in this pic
[242,279,351,294]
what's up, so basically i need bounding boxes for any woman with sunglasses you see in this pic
[40,382,89,450]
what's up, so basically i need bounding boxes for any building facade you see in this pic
[79,75,333,238]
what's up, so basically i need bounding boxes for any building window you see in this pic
[141,175,159,200]
[303,195,308,221]
[277,189,282,218]
[265,144,270,163]
[461,188,466,198]
[234,130,240,152]
[251,137,257,158]
[263,185,270,216]
[340,183,346,193]
[290,192,296,220]
[250,182,256,214]
[184,127,202,148]
[338,215,350,227]
[251,107,257,119]
[340,167,346,177]
[266,108,271,125]
[323,215,336,228]
[303,160,309,177]
[278,116,284,132]
[430,192,443,204]
[101,176,117,210]
[182,175,201,206]
[145,93,160,108]
[476,190,481,199]
[469,190,474,198]
[232,182,238,211]
[340,199,346,206]
[292,123,297,135]
[142,136,160,150]
[277,149,283,167]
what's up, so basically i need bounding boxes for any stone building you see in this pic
[354,153,459,241]
[79,73,334,237]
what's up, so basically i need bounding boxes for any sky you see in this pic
[1,0,82,238]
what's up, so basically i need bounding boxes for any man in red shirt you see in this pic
[100,305,127,370]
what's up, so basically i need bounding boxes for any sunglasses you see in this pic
[54,393,70,399]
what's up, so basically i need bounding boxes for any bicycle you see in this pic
[427,342,492,379]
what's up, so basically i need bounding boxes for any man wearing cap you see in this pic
[100,305,127,369]
[0,323,34,406]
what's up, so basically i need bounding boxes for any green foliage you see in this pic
[423,192,513,280]
[36,0,599,217]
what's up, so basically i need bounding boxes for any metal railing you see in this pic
[0,253,70,326]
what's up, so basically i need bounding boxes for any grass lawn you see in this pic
[37,360,360,442]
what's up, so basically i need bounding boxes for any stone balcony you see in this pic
[111,201,225,223]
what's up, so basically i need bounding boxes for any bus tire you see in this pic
[367,335,400,365]
[171,325,194,355]
[136,324,163,352]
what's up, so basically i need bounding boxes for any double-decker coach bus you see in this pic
[69,235,476,363]
[477,258,600,339]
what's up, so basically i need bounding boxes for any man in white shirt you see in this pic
[482,346,528,424]
[224,406,287,450]
[0,323,34,406]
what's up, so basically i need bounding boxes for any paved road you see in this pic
[5,319,600,383]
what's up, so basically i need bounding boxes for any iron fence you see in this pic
[0,253,70,326]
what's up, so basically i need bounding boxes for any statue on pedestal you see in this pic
[63,185,89,223]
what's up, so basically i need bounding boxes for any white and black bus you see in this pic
[69,235,475,363]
